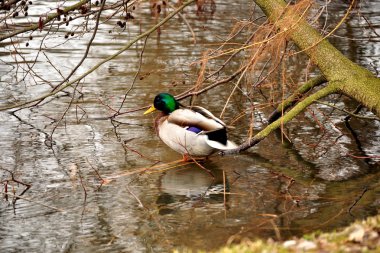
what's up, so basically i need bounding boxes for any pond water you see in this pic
[0,0,379,252]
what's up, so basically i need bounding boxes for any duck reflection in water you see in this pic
[155,162,229,215]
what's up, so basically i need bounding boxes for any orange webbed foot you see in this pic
[182,153,191,162]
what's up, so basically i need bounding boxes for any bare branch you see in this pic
[222,84,339,155]
[0,0,196,111]
[0,0,90,41]
[268,75,327,122]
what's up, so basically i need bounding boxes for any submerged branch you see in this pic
[222,84,339,154]
[2,191,64,212]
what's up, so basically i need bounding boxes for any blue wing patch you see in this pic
[186,126,202,134]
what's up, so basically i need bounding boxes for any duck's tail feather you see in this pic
[206,139,238,150]
[204,128,237,150]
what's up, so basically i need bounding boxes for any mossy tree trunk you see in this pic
[223,0,380,154]
[255,0,380,116]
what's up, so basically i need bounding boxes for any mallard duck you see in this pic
[144,93,237,159]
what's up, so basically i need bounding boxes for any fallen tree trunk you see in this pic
[223,0,380,154]
[256,0,380,116]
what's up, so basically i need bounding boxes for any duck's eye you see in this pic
[154,98,164,110]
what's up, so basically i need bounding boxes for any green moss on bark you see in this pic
[268,75,327,122]
[254,0,380,117]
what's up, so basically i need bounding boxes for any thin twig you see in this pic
[52,0,108,92]
[348,187,368,217]
[105,159,189,181]
[0,0,90,41]
[126,185,144,208]
[116,33,150,114]
[168,2,196,43]
[315,101,380,121]
[223,170,226,208]
[204,21,259,81]
[289,0,356,56]
[2,192,64,212]
[190,157,214,178]
[78,169,88,202]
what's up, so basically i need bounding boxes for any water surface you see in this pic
[0,1,379,252]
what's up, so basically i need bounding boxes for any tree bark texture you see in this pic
[254,0,380,117]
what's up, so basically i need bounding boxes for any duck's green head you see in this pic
[144,93,179,115]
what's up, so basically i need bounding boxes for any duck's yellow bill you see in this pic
[144,105,156,115]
